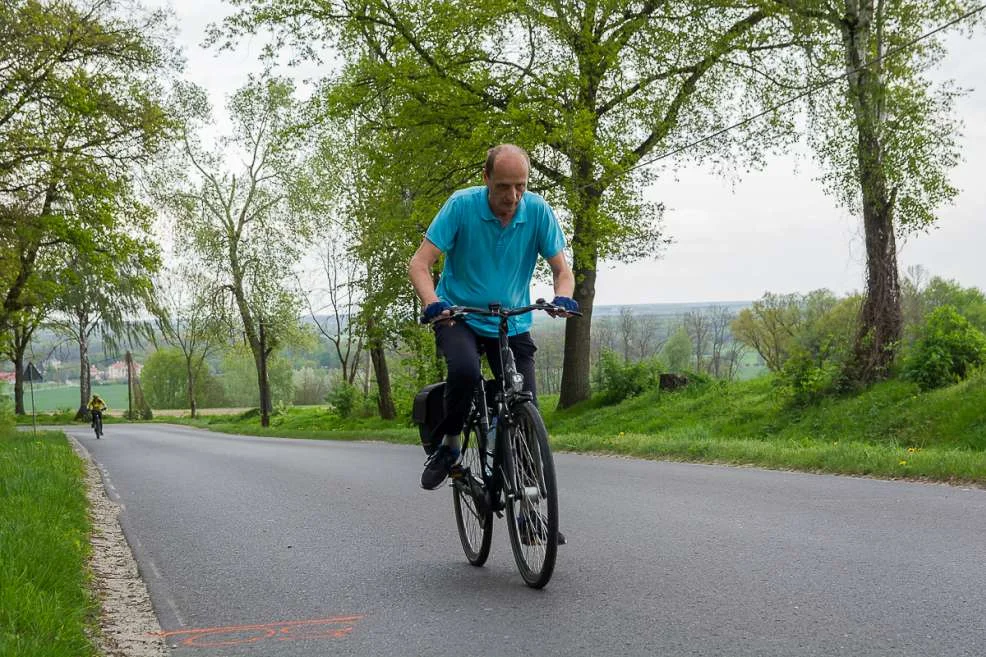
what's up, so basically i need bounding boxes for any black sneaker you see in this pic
[420,445,460,490]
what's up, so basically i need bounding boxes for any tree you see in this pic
[164,76,317,426]
[301,235,365,386]
[731,292,803,371]
[618,306,635,363]
[683,310,712,373]
[707,305,736,378]
[220,345,294,407]
[661,326,693,372]
[2,310,45,414]
[217,0,801,407]
[142,347,226,410]
[48,241,159,420]
[773,0,980,384]
[150,265,227,417]
[1,0,178,333]
[919,277,986,330]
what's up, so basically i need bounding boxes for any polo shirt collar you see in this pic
[482,190,528,224]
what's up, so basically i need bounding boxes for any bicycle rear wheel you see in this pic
[503,401,558,588]
[452,424,493,566]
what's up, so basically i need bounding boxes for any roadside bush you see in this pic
[903,305,986,390]
[592,350,663,404]
[778,350,842,405]
[327,380,360,418]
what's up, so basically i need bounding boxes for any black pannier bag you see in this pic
[412,382,446,455]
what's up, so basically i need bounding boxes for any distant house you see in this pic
[105,360,142,382]
[0,372,16,384]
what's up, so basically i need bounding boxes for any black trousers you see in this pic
[433,320,537,439]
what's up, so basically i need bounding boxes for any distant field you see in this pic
[20,383,129,413]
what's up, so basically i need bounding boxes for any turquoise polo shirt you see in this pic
[426,186,566,337]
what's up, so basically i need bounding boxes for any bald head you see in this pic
[483,144,530,223]
[484,144,530,178]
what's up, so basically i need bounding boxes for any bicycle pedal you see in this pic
[449,464,466,479]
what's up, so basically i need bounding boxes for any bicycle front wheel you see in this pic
[452,424,493,566]
[503,401,558,588]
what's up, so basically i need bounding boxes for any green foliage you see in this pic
[142,348,225,410]
[661,327,693,372]
[220,347,294,407]
[778,351,843,406]
[1,0,178,337]
[732,290,858,401]
[0,429,97,657]
[292,367,331,406]
[903,273,986,343]
[592,350,663,405]
[903,306,986,390]
[326,380,360,418]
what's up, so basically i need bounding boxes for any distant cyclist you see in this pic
[87,394,107,431]
[408,143,579,491]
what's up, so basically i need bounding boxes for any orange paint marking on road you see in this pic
[154,615,365,648]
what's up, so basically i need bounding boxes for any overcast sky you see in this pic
[162,1,986,306]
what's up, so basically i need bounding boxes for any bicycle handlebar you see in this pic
[421,298,583,325]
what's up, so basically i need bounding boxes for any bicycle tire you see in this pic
[503,401,558,588]
[94,415,102,439]
[452,424,493,566]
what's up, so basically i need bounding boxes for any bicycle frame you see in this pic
[433,299,581,586]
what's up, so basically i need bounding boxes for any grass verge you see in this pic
[153,370,986,486]
[0,428,97,657]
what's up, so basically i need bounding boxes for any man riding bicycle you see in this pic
[408,143,579,493]
[87,394,107,428]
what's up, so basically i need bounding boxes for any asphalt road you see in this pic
[69,423,986,657]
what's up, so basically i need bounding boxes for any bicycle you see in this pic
[425,299,581,588]
[91,411,103,439]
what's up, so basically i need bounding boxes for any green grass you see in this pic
[20,382,129,413]
[0,428,98,657]
[161,405,420,445]
[538,370,986,484]
[158,370,986,486]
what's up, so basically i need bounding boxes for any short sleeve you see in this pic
[425,195,460,254]
[538,203,567,259]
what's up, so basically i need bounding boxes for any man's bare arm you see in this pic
[547,251,575,299]
[408,239,443,306]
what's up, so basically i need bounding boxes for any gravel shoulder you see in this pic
[69,435,168,657]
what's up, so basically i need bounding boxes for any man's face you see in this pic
[483,151,529,221]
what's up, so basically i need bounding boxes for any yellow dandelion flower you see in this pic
[907,447,916,454]
[899,460,908,466]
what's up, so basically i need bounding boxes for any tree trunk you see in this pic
[851,174,901,383]
[257,322,271,427]
[557,159,602,408]
[75,335,91,421]
[558,262,596,408]
[12,351,25,415]
[369,343,396,420]
[185,360,197,418]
